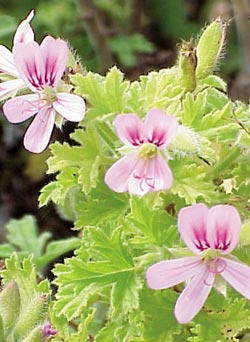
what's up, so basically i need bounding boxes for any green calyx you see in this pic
[42,86,57,103]
[201,248,220,261]
[139,143,157,159]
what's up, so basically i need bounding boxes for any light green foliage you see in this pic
[32,19,250,340]
[0,255,50,342]
[0,215,80,272]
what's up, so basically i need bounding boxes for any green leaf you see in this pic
[124,196,177,247]
[71,67,129,119]
[36,237,81,270]
[74,182,129,228]
[6,216,51,260]
[1,254,50,302]
[141,289,181,342]
[53,227,140,323]
[0,244,15,258]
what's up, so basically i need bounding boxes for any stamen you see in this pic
[132,173,155,192]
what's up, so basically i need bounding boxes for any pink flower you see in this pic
[42,322,57,338]
[146,203,250,324]
[104,109,177,196]
[0,10,34,100]
[3,35,85,153]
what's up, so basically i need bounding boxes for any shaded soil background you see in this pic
[0,0,249,249]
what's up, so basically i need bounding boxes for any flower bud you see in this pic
[22,326,43,342]
[178,40,197,91]
[171,125,200,156]
[196,19,226,79]
[0,280,20,332]
[13,293,49,340]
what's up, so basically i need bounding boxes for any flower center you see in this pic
[201,249,226,274]
[139,143,157,160]
[41,86,57,103]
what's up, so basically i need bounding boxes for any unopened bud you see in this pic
[178,40,197,91]
[196,19,226,79]
[171,125,200,156]
[13,293,49,340]
[0,280,20,332]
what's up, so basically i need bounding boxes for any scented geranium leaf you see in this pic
[6,215,51,260]
[189,298,250,342]
[0,244,15,258]
[170,160,217,204]
[95,312,144,342]
[74,182,129,229]
[124,196,177,247]
[1,254,50,300]
[181,92,208,127]
[198,75,227,92]
[103,66,130,112]
[49,303,95,342]
[78,156,101,194]
[141,289,182,342]
[71,127,103,194]
[39,168,78,206]
[204,87,228,112]
[71,67,129,119]
[200,102,232,131]
[138,68,183,112]
[53,226,139,323]
[47,142,84,174]
[36,237,81,270]
[232,160,250,208]
[40,126,104,204]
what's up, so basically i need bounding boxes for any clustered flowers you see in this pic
[1,10,250,329]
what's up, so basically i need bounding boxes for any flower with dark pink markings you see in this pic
[146,203,250,324]
[3,35,85,153]
[105,109,177,196]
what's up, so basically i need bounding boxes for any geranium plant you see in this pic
[1,10,250,342]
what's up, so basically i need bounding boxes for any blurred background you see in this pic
[0,0,249,240]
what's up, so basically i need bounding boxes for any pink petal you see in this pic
[143,109,178,147]
[40,36,68,88]
[178,204,210,254]
[114,114,144,147]
[13,10,35,47]
[175,265,214,324]
[24,107,55,153]
[0,46,18,76]
[3,94,40,123]
[221,258,250,299]
[104,152,140,193]
[53,93,85,122]
[0,79,25,101]
[14,41,45,92]
[207,205,241,254]
[153,154,173,190]
[146,256,202,290]
[128,154,173,196]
